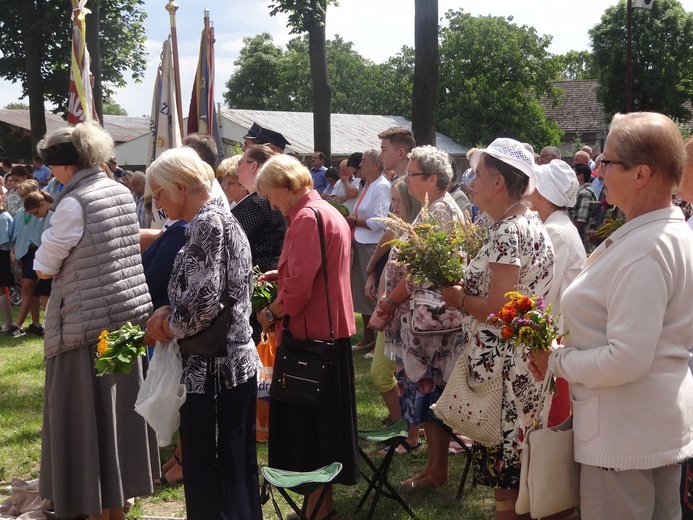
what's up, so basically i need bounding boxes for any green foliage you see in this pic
[437,10,563,147]
[0,0,147,114]
[251,266,278,314]
[102,96,127,116]
[3,102,29,110]
[94,322,146,376]
[327,199,349,216]
[590,0,693,121]
[224,33,411,116]
[552,50,595,80]
[268,0,337,33]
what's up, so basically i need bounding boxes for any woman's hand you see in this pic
[365,272,378,301]
[441,284,466,310]
[257,308,274,332]
[528,350,551,382]
[144,305,173,345]
[344,215,357,228]
[368,307,391,331]
[257,270,279,284]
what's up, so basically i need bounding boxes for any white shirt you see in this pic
[34,198,84,275]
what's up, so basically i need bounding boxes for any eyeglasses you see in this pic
[599,159,625,169]
[151,186,164,201]
[405,170,428,178]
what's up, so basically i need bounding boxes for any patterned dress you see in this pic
[462,211,554,488]
[385,192,466,424]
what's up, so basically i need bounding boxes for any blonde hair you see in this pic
[217,155,242,181]
[685,137,693,166]
[17,179,39,196]
[609,112,685,187]
[256,154,312,193]
[392,177,421,224]
[37,121,114,169]
[147,147,214,203]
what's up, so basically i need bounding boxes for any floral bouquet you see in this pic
[487,290,564,359]
[378,196,485,288]
[251,265,278,314]
[94,322,146,376]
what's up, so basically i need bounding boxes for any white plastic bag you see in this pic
[135,339,186,447]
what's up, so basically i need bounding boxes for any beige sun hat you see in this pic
[470,137,536,195]
[534,159,579,208]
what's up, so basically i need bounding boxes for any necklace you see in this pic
[498,201,523,222]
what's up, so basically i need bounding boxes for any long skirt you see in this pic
[268,338,360,485]
[40,347,155,518]
[351,241,377,316]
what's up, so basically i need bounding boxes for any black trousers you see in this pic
[180,374,262,520]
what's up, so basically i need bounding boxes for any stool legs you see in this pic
[357,446,415,520]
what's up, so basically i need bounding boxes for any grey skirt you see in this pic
[40,346,156,518]
[351,241,377,315]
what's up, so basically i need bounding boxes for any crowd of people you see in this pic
[2,112,693,520]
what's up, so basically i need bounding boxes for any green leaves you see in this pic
[251,266,278,314]
[94,322,146,377]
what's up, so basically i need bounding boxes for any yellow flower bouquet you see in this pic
[94,322,146,376]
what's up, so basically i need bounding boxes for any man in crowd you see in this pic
[32,156,51,188]
[570,163,597,252]
[310,151,328,194]
[572,150,592,170]
[131,171,149,230]
[107,157,125,179]
[378,126,415,177]
[539,146,561,165]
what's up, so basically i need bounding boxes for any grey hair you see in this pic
[542,146,561,160]
[363,148,382,169]
[408,145,453,191]
[37,121,114,169]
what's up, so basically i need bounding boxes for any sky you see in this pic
[2,0,693,118]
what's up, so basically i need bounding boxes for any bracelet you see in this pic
[460,294,468,313]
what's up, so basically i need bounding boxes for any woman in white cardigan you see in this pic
[530,112,693,520]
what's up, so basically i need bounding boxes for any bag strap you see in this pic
[308,206,335,341]
[535,368,554,429]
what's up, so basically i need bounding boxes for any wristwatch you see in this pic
[264,307,276,322]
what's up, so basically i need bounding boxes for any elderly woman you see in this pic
[234,144,286,272]
[217,155,247,208]
[33,121,154,520]
[256,154,359,520]
[441,138,554,519]
[529,113,693,520]
[345,148,391,350]
[370,145,465,486]
[145,147,262,520]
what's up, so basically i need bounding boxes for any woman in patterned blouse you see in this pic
[442,138,554,520]
[145,147,262,520]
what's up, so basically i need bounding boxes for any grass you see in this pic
[0,311,494,519]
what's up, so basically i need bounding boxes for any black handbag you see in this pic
[178,219,230,358]
[270,207,336,408]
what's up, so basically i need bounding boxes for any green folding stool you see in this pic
[357,417,416,519]
[261,462,342,520]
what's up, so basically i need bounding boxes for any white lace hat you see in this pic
[470,138,536,194]
[534,160,579,208]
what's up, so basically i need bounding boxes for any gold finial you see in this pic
[165,1,179,15]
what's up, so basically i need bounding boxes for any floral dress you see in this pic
[385,192,466,424]
[462,211,554,488]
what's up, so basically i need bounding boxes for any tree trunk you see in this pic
[307,0,331,164]
[86,0,103,123]
[20,0,46,149]
[412,0,438,146]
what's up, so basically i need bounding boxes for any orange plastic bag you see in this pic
[256,331,276,442]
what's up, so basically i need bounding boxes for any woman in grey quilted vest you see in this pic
[34,122,155,520]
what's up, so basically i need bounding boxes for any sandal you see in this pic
[380,440,422,455]
[154,460,183,486]
[401,468,447,489]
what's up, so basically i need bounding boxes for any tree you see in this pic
[269,0,336,162]
[590,0,693,121]
[0,1,147,144]
[102,97,127,116]
[224,33,285,110]
[4,102,30,110]
[437,10,562,147]
[412,0,438,146]
[553,50,595,81]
